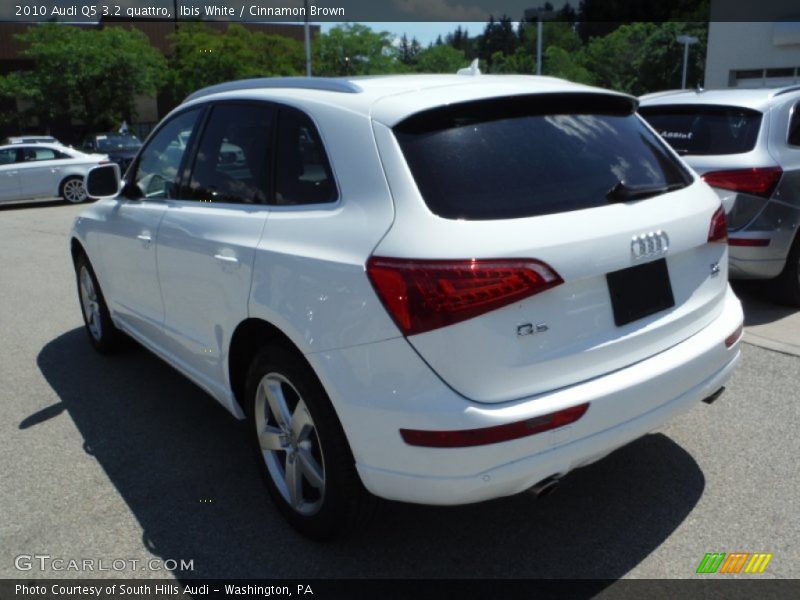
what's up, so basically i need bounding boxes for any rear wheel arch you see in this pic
[229,319,319,416]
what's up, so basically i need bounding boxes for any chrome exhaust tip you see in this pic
[528,475,562,498]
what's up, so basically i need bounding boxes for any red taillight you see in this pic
[702,167,782,198]
[400,403,590,448]
[708,206,728,243]
[366,257,563,336]
[725,323,743,348]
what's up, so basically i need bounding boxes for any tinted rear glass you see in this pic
[395,94,691,221]
[639,104,762,156]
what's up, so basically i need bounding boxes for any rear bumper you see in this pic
[728,231,793,279]
[309,287,743,505]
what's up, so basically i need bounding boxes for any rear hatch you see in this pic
[639,104,781,230]
[369,92,729,404]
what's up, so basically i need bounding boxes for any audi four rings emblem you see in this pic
[631,230,669,260]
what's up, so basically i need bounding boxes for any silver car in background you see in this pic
[639,86,800,305]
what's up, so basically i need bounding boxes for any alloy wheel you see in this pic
[254,373,326,516]
[79,266,102,341]
[63,179,87,203]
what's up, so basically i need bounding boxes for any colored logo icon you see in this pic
[696,552,773,574]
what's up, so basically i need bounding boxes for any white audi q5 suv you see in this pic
[71,74,744,539]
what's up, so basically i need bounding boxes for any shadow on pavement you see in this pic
[33,327,705,580]
[0,198,70,212]
[731,281,798,327]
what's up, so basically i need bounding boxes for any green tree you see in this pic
[415,44,468,73]
[583,21,706,94]
[479,15,519,67]
[168,23,304,101]
[2,24,166,132]
[314,24,402,76]
[398,34,422,67]
[544,46,594,84]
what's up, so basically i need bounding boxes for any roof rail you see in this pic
[184,77,363,102]
[771,84,800,98]
[638,89,686,101]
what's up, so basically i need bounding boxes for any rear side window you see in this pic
[273,108,337,205]
[20,147,67,161]
[186,103,274,204]
[639,104,762,156]
[395,94,691,220]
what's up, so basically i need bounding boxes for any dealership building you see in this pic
[705,15,800,89]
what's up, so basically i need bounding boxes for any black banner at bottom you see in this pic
[2,579,799,600]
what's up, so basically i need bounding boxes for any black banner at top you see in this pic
[1,0,799,23]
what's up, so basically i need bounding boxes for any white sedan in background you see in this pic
[0,143,108,204]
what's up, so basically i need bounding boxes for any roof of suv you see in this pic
[183,74,635,127]
[639,86,800,111]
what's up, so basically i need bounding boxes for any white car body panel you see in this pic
[71,75,743,506]
[156,201,269,398]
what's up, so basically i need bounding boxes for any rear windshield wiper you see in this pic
[606,180,685,203]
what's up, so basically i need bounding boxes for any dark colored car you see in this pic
[81,133,142,175]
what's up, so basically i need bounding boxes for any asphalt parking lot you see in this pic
[1,200,799,583]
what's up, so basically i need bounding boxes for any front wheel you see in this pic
[61,176,88,203]
[74,253,123,353]
[245,345,377,540]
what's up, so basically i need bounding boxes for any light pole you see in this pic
[303,0,312,76]
[524,8,556,76]
[676,34,698,89]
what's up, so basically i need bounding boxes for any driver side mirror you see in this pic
[85,164,121,199]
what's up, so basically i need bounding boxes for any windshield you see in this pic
[95,135,141,152]
[394,94,692,221]
[639,105,762,156]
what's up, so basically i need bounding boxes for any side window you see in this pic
[789,102,800,147]
[186,103,273,204]
[20,147,61,162]
[0,148,16,165]
[133,108,201,199]
[274,108,337,205]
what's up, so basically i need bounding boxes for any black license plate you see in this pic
[606,258,675,326]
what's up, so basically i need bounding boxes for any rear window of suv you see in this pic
[394,94,691,221]
[639,104,762,156]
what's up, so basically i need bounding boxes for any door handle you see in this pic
[214,254,239,264]
[136,234,152,246]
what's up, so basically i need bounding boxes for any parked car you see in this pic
[72,75,743,539]
[80,133,142,175]
[2,135,61,145]
[0,143,107,204]
[639,86,800,305]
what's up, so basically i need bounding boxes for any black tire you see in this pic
[74,252,123,353]
[770,234,800,307]
[244,344,377,540]
[60,176,88,203]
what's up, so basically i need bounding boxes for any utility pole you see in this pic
[303,0,312,76]
[524,8,556,76]
[676,35,699,89]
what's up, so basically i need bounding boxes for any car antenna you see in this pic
[457,59,481,77]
